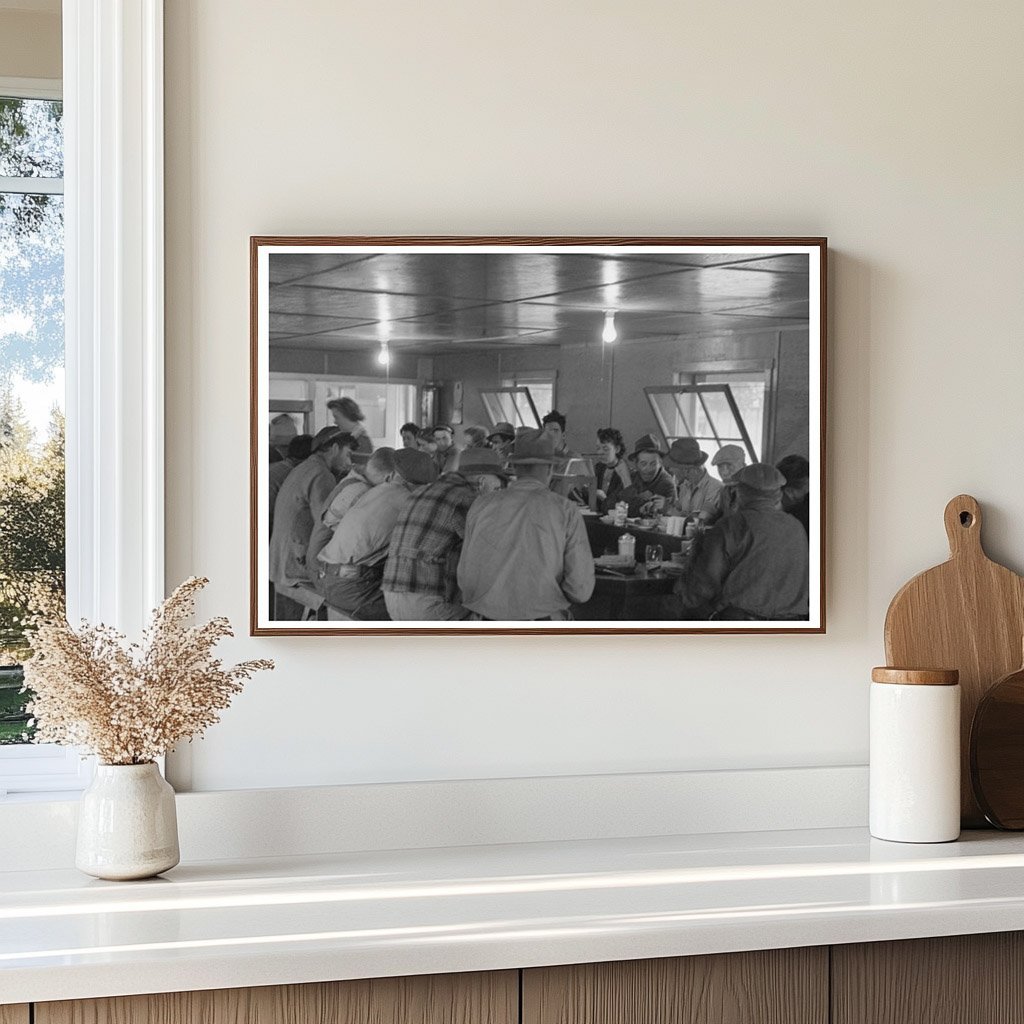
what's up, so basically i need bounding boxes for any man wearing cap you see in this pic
[382,448,507,621]
[457,430,595,621]
[487,422,515,460]
[269,427,355,619]
[620,434,677,516]
[432,423,461,475]
[670,463,809,621]
[663,437,724,522]
[269,413,298,460]
[711,443,748,518]
[316,448,438,619]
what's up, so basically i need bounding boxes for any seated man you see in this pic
[307,447,398,562]
[711,443,747,518]
[399,422,420,449]
[670,463,809,621]
[619,434,676,516]
[663,437,723,522]
[777,453,810,536]
[541,409,579,459]
[432,423,461,474]
[269,427,354,619]
[486,421,515,460]
[462,425,489,449]
[315,449,437,619]
[382,448,509,621]
[458,431,594,621]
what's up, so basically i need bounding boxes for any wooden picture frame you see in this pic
[251,236,826,635]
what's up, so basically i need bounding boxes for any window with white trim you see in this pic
[0,80,84,797]
[501,371,556,420]
[675,368,772,465]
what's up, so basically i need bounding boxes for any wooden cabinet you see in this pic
[522,948,828,1024]
[35,972,518,1024]
[17,933,1024,1024]
[832,932,1024,1024]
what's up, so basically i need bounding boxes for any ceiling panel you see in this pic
[267,251,810,355]
[268,253,377,286]
[723,254,811,274]
[269,312,371,336]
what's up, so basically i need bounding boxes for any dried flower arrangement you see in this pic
[22,577,273,765]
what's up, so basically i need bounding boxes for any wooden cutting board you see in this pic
[884,494,1024,827]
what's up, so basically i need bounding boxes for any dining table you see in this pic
[583,514,686,559]
[577,563,679,620]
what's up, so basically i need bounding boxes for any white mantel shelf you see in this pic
[4,826,1024,1004]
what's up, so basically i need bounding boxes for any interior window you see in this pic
[501,373,555,420]
[271,375,418,448]
[644,383,758,468]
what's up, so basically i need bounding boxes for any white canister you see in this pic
[869,667,960,843]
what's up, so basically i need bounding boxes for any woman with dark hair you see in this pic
[595,427,632,512]
[327,396,373,454]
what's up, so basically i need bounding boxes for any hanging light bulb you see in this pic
[601,309,618,344]
[377,341,391,367]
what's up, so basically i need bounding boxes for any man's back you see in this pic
[384,475,477,600]
[269,454,334,588]
[319,481,411,567]
[681,506,809,619]
[458,478,594,620]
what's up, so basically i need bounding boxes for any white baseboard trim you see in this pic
[0,765,868,872]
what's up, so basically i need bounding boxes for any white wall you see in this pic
[164,0,1024,791]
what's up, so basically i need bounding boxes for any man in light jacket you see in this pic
[457,431,594,621]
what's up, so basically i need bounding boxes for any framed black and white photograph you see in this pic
[251,237,826,635]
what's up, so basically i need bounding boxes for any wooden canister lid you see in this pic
[871,667,960,686]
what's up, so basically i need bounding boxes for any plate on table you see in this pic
[595,554,635,570]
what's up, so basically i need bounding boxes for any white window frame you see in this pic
[0,0,164,799]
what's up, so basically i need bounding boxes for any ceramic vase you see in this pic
[76,762,180,880]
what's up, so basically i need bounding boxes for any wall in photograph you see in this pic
[432,347,561,431]
[557,326,810,463]
[164,1,1024,788]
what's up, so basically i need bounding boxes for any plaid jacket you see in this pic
[382,474,478,600]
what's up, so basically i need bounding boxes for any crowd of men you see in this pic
[267,399,811,622]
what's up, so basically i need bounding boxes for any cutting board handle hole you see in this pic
[960,511,974,527]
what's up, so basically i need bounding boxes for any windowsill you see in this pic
[3,825,1024,1004]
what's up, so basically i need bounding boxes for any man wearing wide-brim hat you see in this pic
[663,437,723,523]
[382,448,510,622]
[457,430,595,621]
[316,448,438,619]
[486,421,516,461]
[669,462,809,622]
[620,433,677,517]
